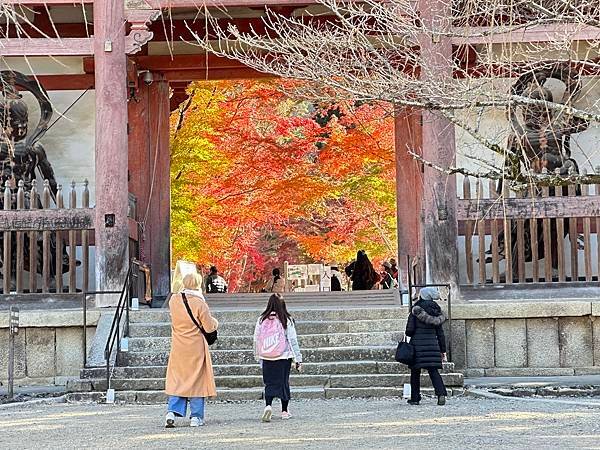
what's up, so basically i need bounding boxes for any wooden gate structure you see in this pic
[2,0,600,300]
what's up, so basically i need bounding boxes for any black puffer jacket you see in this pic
[405,299,447,369]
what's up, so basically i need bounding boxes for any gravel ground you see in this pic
[1,396,600,450]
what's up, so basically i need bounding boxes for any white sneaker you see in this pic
[281,411,292,420]
[165,412,175,428]
[190,417,204,427]
[261,406,272,423]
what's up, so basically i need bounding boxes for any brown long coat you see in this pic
[165,293,219,398]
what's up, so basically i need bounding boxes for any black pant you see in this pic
[410,367,447,401]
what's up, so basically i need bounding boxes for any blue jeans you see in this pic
[167,396,205,419]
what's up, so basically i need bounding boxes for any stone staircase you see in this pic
[68,291,464,402]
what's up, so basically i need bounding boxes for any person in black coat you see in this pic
[405,287,448,406]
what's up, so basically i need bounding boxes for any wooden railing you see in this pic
[0,179,94,294]
[457,176,600,285]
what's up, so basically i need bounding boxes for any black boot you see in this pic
[407,399,420,405]
[437,395,446,406]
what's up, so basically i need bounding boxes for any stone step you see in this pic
[127,331,405,352]
[129,307,408,324]
[74,372,463,392]
[81,361,457,380]
[128,319,408,338]
[118,346,400,366]
[65,386,463,404]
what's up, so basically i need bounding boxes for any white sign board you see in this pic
[320,266,332,290]
[287,265,308,280]
[307,264,322,276]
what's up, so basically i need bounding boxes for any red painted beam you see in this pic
[0,37,93,56]
[145,0,318,7]
[84,54,261,72]
[164,67,273,80]
[31,74,95,91]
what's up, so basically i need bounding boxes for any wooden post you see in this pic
[94,0,129,303]
[394,107,424,287]
[128,77,172,304]
[42,181,51,293]
[69,181,77,293]
[417,0,459,291]
[55,185,64,293]
[16,181,24,293]
[3,182,12,294]
[29,180,38,293]
[82,180,90,293]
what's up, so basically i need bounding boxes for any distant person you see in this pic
[405,287,448,406]
[380,261,397,289]
[389,258,399,281]
[330,265,344,291]
[345,250,380,290]
[266,268,286,293]
[165,273,219,428]
[254,293,303,422]
[205,266,228,293]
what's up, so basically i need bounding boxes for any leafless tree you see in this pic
[191,0,600,189]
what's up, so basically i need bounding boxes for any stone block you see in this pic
[484,367,574,377]
[466,320,495,368]
[0,309,100,328]
[574,367,600,376]
[25,327,56,378]
[55,327,85,377]
[494,319,527,368]
[0,328,27,380]
[559,317,593,368]
[450,320,466,370]
[527,318,560,368]
[462,368,485,378]
[594,318,600,366]
[453,301,591,320]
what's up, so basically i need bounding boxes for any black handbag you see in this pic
[395,336,415,366]
[181,293,218,346]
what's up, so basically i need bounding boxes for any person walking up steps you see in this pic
[164,273,219,428]
[254,293,303,422]
[405,287,448,406]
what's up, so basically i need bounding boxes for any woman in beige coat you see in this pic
[165,273,219,428]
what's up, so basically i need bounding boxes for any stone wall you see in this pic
[451,301,600,377]
[0,309,99,386]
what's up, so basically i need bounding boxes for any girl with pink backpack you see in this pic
[253,293,303,422]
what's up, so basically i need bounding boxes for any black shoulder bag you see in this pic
[181,293,218,346]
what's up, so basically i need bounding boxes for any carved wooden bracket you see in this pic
[125,9,161,55]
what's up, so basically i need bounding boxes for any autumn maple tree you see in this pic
[170,79,397,291]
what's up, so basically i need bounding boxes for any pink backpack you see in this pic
[257,315,287,359]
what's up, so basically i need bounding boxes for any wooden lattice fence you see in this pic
[458,176,600,285]
[0,179,94,294]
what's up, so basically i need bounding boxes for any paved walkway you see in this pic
[1,396,600,449]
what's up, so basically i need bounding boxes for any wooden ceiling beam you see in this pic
[12,74,95,90]
[164,67,273,80]
[0,37,93,56]
[452,24,600,45]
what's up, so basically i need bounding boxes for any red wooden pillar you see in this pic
[394,107,424,287]
[128,75,171,303]
[417,0,459,290]
[93,0,129,301]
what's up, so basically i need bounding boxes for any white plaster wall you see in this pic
[1,57,96,289]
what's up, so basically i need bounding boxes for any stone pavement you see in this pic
[1,396,600,449]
